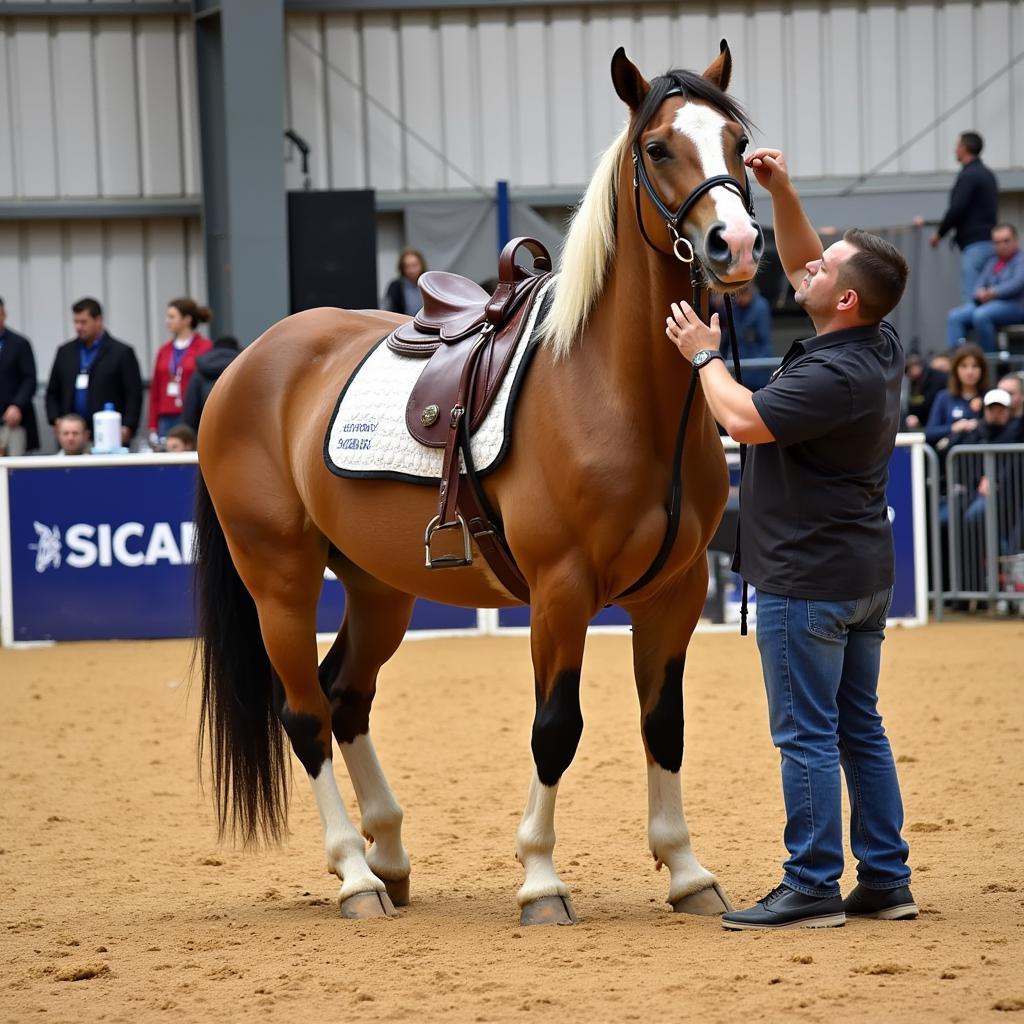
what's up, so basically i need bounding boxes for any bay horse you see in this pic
[195,44,762,925]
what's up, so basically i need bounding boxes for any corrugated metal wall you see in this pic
[283,1,1024,192]
[0,14,199,199]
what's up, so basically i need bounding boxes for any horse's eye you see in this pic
[645,142,670,163]
[738,136,749,156]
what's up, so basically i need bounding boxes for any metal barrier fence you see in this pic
[940,443,1024,611]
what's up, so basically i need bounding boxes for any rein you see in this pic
[619,138,754,634]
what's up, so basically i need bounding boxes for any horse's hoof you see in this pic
[671,881,733,916]
[339,889,399,920]
[384,876,410,907]
[519,895,577,926]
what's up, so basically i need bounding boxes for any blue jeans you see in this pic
[959,240,995,304]
[755,589,911,897]
[947,298,1024,351]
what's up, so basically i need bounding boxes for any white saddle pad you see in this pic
[325,277,554,483]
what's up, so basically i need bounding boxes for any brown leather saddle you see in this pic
[385,237,552,601]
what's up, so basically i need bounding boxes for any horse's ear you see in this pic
[703,38,732,92]
[611,47,650,111]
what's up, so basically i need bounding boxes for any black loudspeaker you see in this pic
[287,190,378,313]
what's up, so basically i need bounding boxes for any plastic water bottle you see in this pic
[92,403,122,452]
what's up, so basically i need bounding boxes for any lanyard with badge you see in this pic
[166,336,193,407]
[76,340,101,393]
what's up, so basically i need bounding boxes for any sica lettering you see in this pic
[28,520,196,573]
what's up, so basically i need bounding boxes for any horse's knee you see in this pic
[531,669,584,786]
[318,648,375,744]
[643,656,685,773]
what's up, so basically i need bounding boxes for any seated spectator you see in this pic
[997,372,1023,422]
[713,282,774,390]
[181,336,240,433]
[54,413,90,456]
[164,424,197,452]
[903,352,947,430]
[0,297,39,456]
[384,248,427,315]
[149,298,213,440]
[45,298,143,445]
[946,223,1024,352]
[925,342,990,450]
[948,389,1023,584]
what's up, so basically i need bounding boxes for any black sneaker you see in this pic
[843,883,918,920]
[721,883,845,931]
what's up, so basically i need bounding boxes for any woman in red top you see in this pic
[149,297,213,439]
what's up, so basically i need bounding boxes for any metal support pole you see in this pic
[983,450,1000,607]
[922,444,944,622]
[194,0,289,345]
[496,180,510,252]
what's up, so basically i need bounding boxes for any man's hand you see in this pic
[978,475,990,498]
[2,404,21,428]
[121,426,131,446]
[974,287,995,304]
[951,417,977,434]
[744,148,791,196]
[666,301,720,361]
[929,232,941,249]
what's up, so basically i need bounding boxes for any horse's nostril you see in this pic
[752,223,765,262]
[705,222,731,265]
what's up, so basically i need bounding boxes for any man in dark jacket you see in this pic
[903,352,947,430]
[0,298,39,455]
[45,298,143,445]
[181,336,239,432]
[930,131,999,304]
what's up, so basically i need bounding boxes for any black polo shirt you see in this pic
[736,320,903,601]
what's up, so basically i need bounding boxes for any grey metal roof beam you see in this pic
[0,3,190,15]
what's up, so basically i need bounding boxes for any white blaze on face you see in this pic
[672,103,756,265]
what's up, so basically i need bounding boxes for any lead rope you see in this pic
[720,294,749,637]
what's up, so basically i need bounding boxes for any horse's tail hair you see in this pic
[193,469,289,846]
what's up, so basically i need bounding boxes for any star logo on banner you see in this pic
[29,522,62,574]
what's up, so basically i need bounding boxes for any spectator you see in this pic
[903,352,946,430]
[929,352,952,376]
[384,248,427,315]
[930,131,999,304]
[0,297,39,455]
[948,389,1023,586]
[713,282,774,391]
[45,298,143,445]
[181,336,240,433]
[997,372,1023,421]
[946,224,1024,352]
[164,424,197,452]
[54,413,90,457]
[149,298,213,439]
[925,342,990,450]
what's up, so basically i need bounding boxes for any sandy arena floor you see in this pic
[1,621,1022,1023]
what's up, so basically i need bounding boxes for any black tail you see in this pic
[194,469,288,845]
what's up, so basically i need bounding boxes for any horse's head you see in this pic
[612,44,764,289]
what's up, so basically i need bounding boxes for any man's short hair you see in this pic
[960,131,983,156]
[58,413,88,429]
[993,222,1018,239]
[166,424,197,447]
[840,229,910,324]
[72,297,102,318]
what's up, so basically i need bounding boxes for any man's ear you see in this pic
[837,289,860,313]
[703,38,732,92]
[611,47,650,111]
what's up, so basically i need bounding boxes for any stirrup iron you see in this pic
[424,513,473,569]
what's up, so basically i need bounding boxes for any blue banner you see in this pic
[4,461,477,643]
